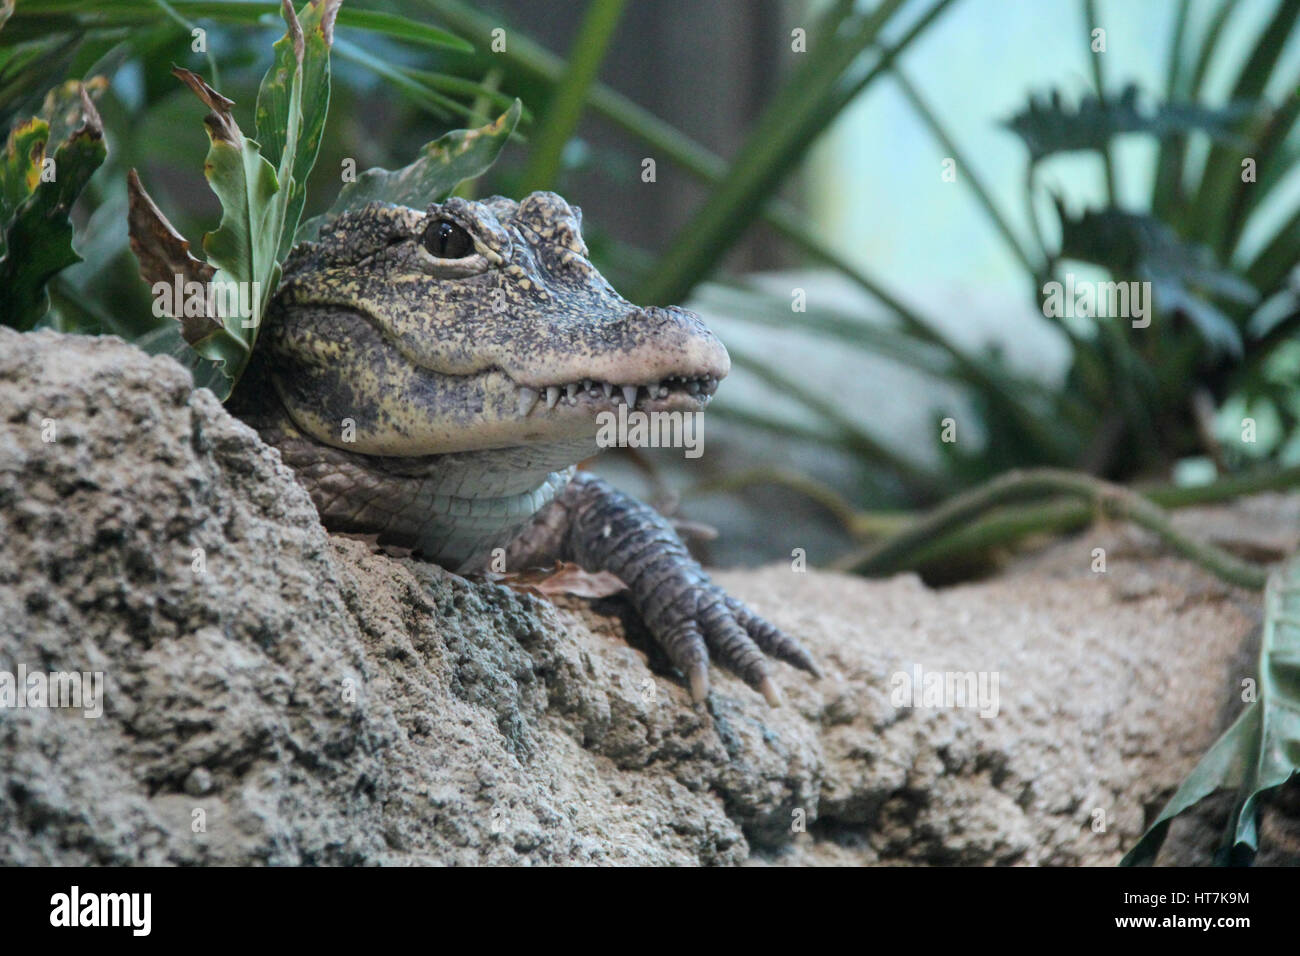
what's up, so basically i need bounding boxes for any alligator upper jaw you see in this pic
[512,374,720,418]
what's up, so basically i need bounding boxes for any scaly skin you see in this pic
[507,474,821,704]
[232,191,819,705]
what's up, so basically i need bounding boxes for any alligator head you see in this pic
[260,192,730,456]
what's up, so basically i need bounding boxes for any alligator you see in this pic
[230,192,820,706]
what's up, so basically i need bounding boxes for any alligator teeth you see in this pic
[522,377,720,415]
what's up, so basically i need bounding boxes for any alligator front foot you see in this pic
[515,472,820,705]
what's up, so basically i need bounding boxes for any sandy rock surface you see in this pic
[1,328,1295,865]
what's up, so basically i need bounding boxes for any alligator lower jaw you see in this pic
[513,375,718,418]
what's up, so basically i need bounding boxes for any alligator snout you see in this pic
[523,302,730,392]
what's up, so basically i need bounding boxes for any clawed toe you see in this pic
[651,592,818,706]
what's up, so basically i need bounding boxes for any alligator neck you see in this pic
[231,369,597,570]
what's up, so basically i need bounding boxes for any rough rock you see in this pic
[0,328,1295,865]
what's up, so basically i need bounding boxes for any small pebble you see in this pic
[184,767,213,796]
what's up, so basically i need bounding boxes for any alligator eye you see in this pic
[423,219,474,259]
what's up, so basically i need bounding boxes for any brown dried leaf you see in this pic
[171,65,241,144]
[283,0,305,63]
[126,168,218,342]
[317,0,342,46]
[491,561,627,600]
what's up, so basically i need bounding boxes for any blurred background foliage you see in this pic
[6,0,1300,577]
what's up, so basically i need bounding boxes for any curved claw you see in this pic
[688,662,710,704]
[757,675,783,708]
[658,620,711,702]
[727,596,821,678]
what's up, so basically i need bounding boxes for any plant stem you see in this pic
[688,466,912,538]
[830,466,1284,589]
[1083,0,1119,205]
[890,64,1040,276]
[631,0,912,307]
[702,461,1300,554]
[518,0,626,193]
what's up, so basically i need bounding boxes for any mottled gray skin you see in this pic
[233,191,818,705]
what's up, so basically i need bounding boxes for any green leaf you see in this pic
[518,0,626,193]
[0,83,106,330]
[330,6,471,53]
[39,74,106,153]
[396,66,527,120]
[1120,703,1259,866]
[170,64,280,389]
[1003,83,1258,163]
[7,2,473,54]
[1189,0,1300,255]
[633,0,952,306]
[1121,556,1300,865]
[1054,202,1257,357]
[0,118,47,232]
[297,99,520,242]
[331,37,459,123]
[255,0,339,262]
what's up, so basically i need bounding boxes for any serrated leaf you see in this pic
[0,117,47,235]
[40,75,107,149]
[297,100,520,242]
[126,2,340,398]
[125,167,223,348]
[1121,557,1300,865]
[0,84,106,330]
[1004,83,1259,163]
[1151,280,1244,358]
[1055,202,1257,357]
[168,64,281,388]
